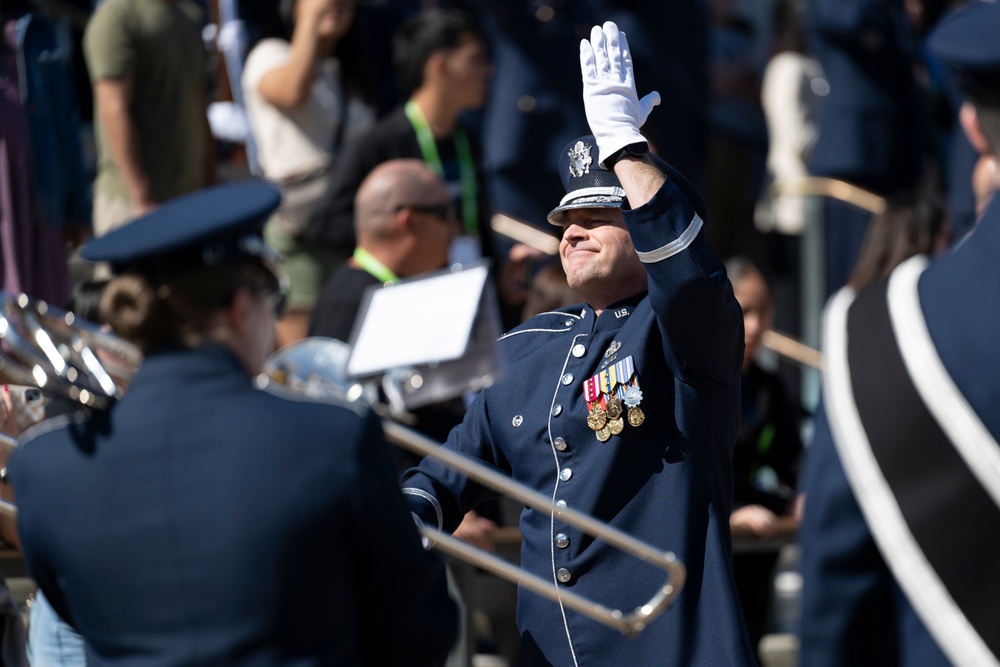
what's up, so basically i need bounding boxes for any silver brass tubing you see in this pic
[490,213,561,255]
[762,329,824,370]
[768,176,886,215]
[382,420,686,636]
[0,433,18,521]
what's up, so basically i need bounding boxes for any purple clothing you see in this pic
[0,18,69,306]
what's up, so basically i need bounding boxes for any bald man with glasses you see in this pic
[308,158,460,343]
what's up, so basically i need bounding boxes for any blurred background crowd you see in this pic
[2,0,996,664]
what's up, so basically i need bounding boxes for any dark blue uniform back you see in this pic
[11,345,456,666]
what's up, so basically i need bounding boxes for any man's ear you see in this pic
[960,102,994,156]
[396,205,417,235]
[423,51,447,84]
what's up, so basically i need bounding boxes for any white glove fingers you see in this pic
[638,91,662,127]
[590,24,610,75]
[603,21,624,81]
[619,30,635,87]
[579,38,596,81]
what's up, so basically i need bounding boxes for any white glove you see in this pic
[579,21,661,167]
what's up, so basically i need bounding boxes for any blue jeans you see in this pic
[28,591,85,666]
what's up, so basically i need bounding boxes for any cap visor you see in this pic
[547,197,624,225]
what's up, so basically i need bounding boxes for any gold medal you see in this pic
[596,424,612,442]
[587,404,608,431]
[627,407,645,427]
[606,396,623,419]
[609,417,624,435]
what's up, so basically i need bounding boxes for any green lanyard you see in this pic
[353,247,397,285]
[404,100,478,235]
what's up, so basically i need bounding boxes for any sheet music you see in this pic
[346,265,490,377]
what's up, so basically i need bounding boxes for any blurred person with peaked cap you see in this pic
[804,0,923,297]
[401,21,754,666]
[8,182,457,667]
[798,2,1000,665]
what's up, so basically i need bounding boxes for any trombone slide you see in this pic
[382,421,686,637]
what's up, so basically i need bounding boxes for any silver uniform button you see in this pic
[555,533,570,549]
[553,437,568,451]
[557,568,572,583]
[559,468,573,482]
[561,373,574,386]
[556,500,567,509]
[564,319,574,326]
[552,404,563,417]
[572,344,586,358]
[512,415,523,427]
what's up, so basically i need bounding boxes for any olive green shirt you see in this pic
[84,0,207,202]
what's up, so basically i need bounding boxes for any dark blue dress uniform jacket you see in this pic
[805,0,923,294]
[799,196,1000,664]
[10,344,456,666]
[402,174,756,666]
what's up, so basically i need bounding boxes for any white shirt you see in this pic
[241,38,375,181]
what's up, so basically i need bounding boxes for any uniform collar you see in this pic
[581,292,646,333]
[132,343,248,386]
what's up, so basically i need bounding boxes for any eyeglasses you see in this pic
[265,289,288,319]
[245,280,288,319]
[402,202,458,222]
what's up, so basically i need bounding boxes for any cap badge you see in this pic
[568,141,593,178]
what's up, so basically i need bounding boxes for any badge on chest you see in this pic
[582,354,644,442]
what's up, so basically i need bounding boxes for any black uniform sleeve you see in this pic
[350,411,458,666]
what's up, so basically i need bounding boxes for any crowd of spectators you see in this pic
[2,0,998,663]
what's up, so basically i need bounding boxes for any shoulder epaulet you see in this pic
[498,308,585,342]
[17,411,90,449]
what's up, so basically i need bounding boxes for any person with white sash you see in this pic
[798,3,1000,664]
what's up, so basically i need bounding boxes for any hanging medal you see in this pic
[583,375,611,440]
[583,354,645,442]
[599,366,625,437]
[607,355,644,427]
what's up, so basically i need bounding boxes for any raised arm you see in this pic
[581,22,743,387]
[255,0,335,110]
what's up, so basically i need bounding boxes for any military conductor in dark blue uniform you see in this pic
[799,2,1000,664]
[9,183,457,666]
[402,21,755,666]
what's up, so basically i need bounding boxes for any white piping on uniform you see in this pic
[16,413,81,447]
[537,311,583,319]
[887,255,1000,508]
[559,186,625,207]
[499,313,582,341]
[546,333,588,667]
[823,285,999,667]
[499,327,571,341]
[634,213,703,263]
[401,488,444,531]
